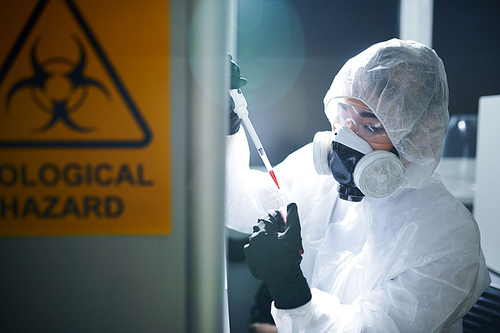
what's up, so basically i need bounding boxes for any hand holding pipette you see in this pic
[228,55,288,222]
[228,55,247,135]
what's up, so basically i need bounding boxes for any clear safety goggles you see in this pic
[328,98,391,144]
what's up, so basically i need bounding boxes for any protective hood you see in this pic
[324,39,449,189]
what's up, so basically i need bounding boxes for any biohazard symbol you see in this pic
[6,36,110,133]
[0,0,151,148]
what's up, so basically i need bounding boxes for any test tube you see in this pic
[277,193,288,224]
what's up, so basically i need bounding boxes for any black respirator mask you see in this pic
[313,126,404,202]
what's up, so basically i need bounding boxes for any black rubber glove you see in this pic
[228,54,247,135]
[244,203,312,309]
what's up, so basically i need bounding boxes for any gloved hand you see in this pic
[244,203,312,309]
[228,54,247,135]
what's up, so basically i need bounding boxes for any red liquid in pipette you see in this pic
[269,170,280,189]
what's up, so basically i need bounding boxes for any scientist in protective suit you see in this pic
[226,39,491,332]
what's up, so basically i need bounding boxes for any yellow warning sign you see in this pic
[0,0,171,235]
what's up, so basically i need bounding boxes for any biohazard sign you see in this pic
[0,0,171,235]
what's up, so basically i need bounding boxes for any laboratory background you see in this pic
[0,0,499,332]
[226,0,500,332]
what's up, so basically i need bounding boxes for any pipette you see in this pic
[229,89,280,189]
[229,88,288,222]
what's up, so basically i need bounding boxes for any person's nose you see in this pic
[344,119,356,133]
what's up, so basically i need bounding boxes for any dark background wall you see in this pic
[433,0,500,116]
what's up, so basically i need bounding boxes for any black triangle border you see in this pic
[0,0,152,149]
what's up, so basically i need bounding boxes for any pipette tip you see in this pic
[269,170,280,189]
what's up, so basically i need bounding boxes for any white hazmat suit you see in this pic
[226,39,490,332]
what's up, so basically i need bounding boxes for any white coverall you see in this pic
[225,39,490,332]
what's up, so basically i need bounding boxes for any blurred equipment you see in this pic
[462,284,500,333]
[474,95,500,273]
[435,114,478,209]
